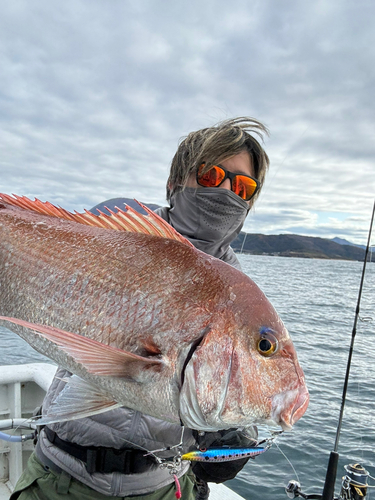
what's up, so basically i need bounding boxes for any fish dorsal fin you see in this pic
[0,193,193,247]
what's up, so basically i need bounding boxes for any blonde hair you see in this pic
[167,116,270,206]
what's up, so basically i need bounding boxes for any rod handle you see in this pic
[321,451,339,500]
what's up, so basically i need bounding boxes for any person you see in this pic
[11,116,269,500]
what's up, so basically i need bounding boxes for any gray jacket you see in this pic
[36,375,195,496]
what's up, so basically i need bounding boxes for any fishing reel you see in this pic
[285,480,322,499]
[340,464,369,500]
[285,463,370,500]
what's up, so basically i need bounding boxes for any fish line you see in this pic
[274,440,300,485]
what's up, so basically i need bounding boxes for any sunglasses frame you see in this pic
[196,163,260,201]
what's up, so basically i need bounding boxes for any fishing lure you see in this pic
[181,447,266,462]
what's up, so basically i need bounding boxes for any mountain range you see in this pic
[231,233,372,262]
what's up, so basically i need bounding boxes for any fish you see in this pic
[0,194,309,431]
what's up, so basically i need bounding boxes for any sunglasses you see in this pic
[196,163,259,201]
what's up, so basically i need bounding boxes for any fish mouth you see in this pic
[290,386,310,425]
[271,385,309,430]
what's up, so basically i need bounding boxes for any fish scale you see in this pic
[0,195,309,431]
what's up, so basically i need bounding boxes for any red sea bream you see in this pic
[0,194,309,431]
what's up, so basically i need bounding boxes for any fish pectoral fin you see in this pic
[36,375,122,424]
[0,316,164,378]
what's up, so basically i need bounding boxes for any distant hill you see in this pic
[89,198,373,262]
[331,237,366,250]
[232,233,373,262]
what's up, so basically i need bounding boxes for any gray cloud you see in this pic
[0,0,374,244]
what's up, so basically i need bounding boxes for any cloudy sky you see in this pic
[1,0,374,244]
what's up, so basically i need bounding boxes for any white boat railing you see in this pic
[0,363,56,495]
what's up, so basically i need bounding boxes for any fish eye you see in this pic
[257,332,278,357]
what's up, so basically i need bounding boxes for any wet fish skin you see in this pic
[0,197,309,430]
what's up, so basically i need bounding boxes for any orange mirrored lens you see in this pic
[197,163,258,201]
[197,165,225,187]
[232,175,258,200]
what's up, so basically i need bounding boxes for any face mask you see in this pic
[168,187,249,259]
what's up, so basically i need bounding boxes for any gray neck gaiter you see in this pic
[168,187,249,260]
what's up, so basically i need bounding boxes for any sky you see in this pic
[1,0,374,245]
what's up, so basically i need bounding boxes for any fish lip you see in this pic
[290,387,310,426]
[271,385,309,430]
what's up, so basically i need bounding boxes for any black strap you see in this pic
[44,427,158,474]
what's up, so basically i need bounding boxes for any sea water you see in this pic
[231,255,375,500]
[0,255,374,500]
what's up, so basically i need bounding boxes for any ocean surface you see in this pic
[1,254,374,500]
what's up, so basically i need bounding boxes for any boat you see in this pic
[0,363,245,499]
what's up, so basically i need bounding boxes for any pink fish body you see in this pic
[0,194,309,431]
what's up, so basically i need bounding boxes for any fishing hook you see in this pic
[143,426,185,466]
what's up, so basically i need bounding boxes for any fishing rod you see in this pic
[286,200,375,500]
